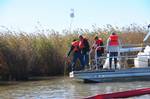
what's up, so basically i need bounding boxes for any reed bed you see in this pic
[0,24,148,80]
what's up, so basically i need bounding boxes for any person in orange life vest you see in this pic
[78,35,90,67]
[92,36,104,57]
[67,39,84,71]
[106,32,120,69]
[92,36,104,69]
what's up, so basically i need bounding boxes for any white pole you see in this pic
[95,48,98,70]
[143,24,150,42]
[69,9,75,33]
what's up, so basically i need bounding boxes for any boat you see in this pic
[70,67,150,83]
[85,87,150,99]
[69,27,150,83]
[69,47,150,82]
[69,45,150,83]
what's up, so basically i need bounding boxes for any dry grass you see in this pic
[0,24,149,80]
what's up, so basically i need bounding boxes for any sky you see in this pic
[0,0,149,33]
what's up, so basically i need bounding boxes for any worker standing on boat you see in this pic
[67,39,85,71]
[106,32,121,69]
[79,35,90,69]
[92,35,104,68]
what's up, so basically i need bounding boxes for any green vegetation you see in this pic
[0,24,148,81]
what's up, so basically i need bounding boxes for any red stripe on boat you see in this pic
[85,88,150,99]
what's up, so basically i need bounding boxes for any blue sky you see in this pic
[0,0,149,32]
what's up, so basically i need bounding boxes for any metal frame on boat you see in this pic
[69,44,150,83]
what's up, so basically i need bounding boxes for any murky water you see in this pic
[0,77,150,99]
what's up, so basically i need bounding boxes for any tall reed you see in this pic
[0,24,148,80]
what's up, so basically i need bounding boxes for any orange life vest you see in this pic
[109,35,119,46]
[79,39,85,49]
[95,38,103,50]
[72,41,79,52]
[96,38,103,45]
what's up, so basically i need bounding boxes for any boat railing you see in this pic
[88,44,149,70]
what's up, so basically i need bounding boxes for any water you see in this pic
[0,77,150,99]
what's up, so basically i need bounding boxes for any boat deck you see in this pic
[70,67,150,83]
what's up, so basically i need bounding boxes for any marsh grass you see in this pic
[0,24,149,80]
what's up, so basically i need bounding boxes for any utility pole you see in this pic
[69,9,75,33]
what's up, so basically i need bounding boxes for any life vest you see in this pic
[96,38,103,46]
[79,38,85,49]
[109,35,119,46]
[72,41,79,52]
[95,38,103,50]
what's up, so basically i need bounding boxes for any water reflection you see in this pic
[0,77,150,99]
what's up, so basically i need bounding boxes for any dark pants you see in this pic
[97,50,102,57]
[82,52,89,66]
[97,51,103,68]
[71,52,84,71]
[109,52,118,69]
